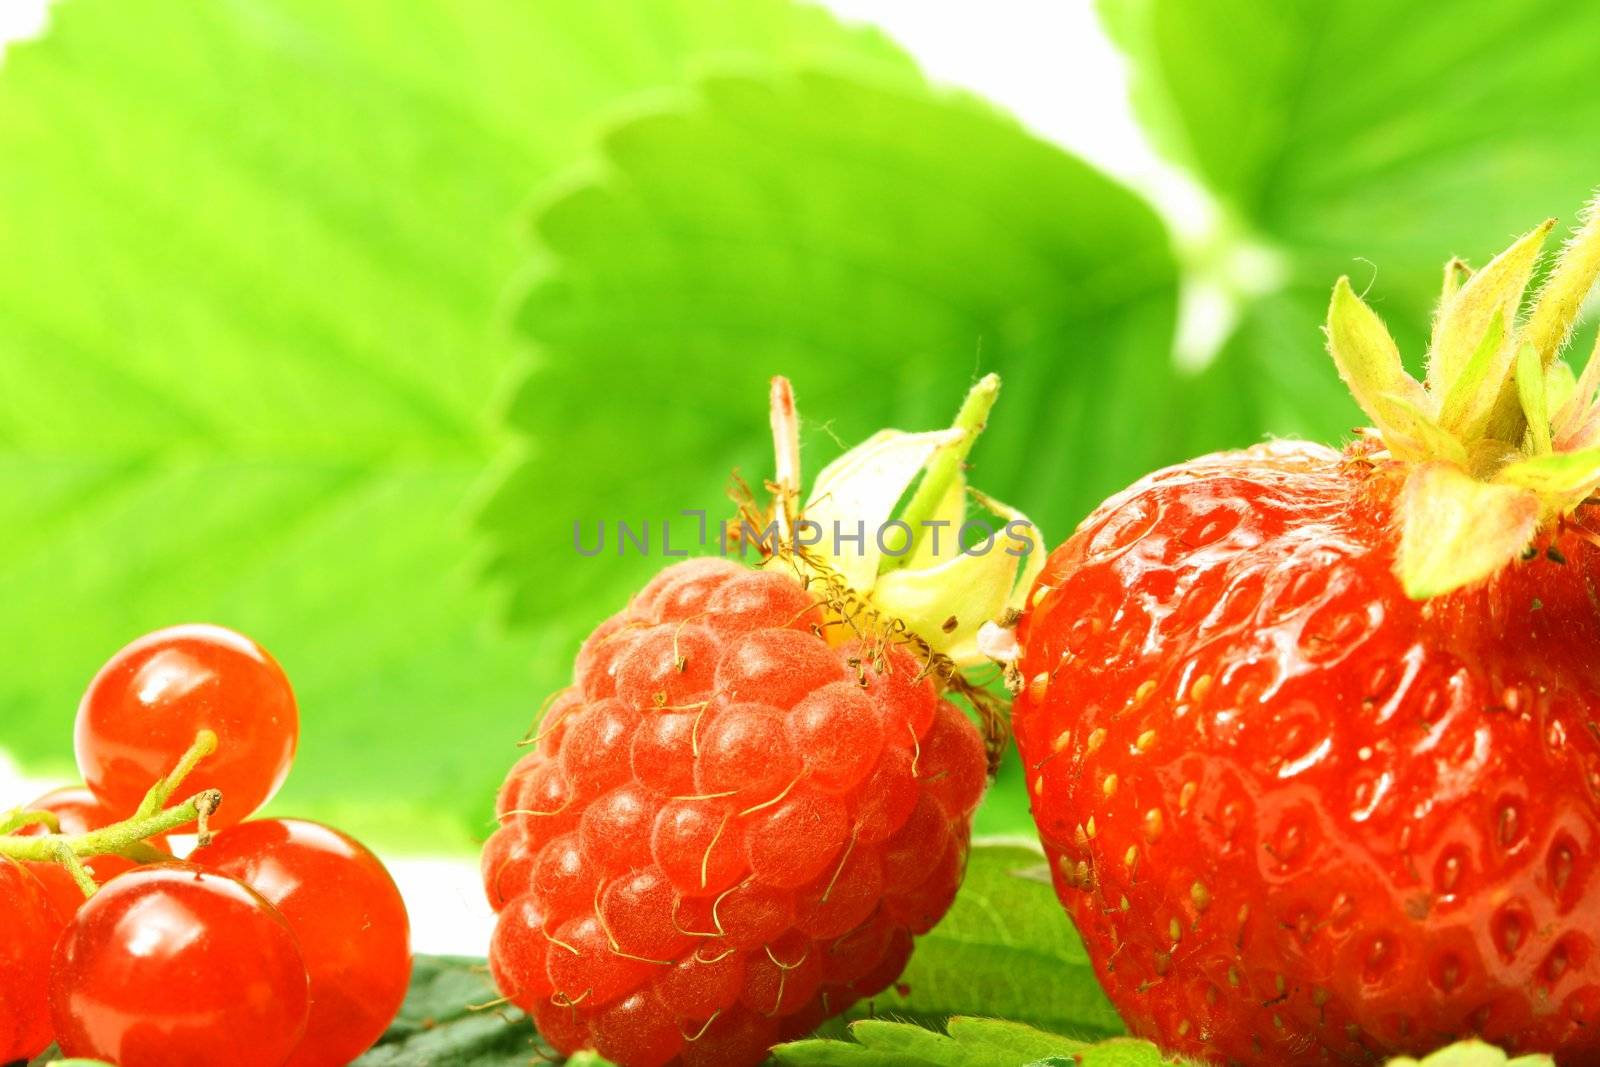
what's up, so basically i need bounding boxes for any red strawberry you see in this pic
[485,378,1036,1067]
[1002,202,1600,1064]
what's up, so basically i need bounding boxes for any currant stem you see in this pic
[0,807,60,835]
[54,841,98,900]
[0,789,222,867]
[123,840,178,864]
[136,728,218,817]
[886,373,1001,571]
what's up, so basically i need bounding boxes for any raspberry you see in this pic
[484,558,986,1067]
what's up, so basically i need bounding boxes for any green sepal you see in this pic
[1317,197,1600,600]
[1372,393,1466,467]
[1516,341,1553,455]
[803,428,965,593]
[1496,447,1600,497]
[1427,220,1551,399]
[1439,257,1473,306]
[1555,331,1600,440]
[1435,309,1505,439]
[1526,201,1600,365]
[1398,462,1540,599]
[1326,276,1425,432]
[1543,359,1578,424]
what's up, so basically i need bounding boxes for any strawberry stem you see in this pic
[884,373,1000,571]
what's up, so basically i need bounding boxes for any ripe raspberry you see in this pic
[484,557,987,1067]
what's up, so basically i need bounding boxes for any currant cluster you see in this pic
[1,624,412,1067]
[483,557,989,1067]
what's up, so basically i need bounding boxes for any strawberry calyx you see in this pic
[1326,193,1600,598]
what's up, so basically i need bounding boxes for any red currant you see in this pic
[190,819,411,1067]
[75,624,298,829]
[49,864,309,1067]
[0,858,64,1063]
[12,786,169,914]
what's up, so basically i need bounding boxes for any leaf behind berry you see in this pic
[1105,0,1600,451]
[350,954,554,1066]
[482,66,1182,642]
[0,0,914,850]
[846,840,1123,1038]
[774,1019,1193,1066]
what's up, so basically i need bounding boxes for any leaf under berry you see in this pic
[0,0,916,853]
[773,1018,1194,1066]
[350,955,555,1066]
[861,841,1122,1038]
[775,1023,1556,1067]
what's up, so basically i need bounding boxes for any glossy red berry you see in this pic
[190,818,412,1067]
[75,624,299,829]
[1014,441,1600,1064]
[484,558,985,1067]
[11,786,169,914]
[49,864,309,1067]
[0,858,65,1063]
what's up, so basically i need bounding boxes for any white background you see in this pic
[0,0,1202,954]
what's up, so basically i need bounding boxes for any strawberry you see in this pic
[485,378,1038,1067]
[998,200,1600,1064]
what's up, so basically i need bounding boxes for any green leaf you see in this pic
[1160,290,1337,459]
[0,0,912,847]
[481,67,1181,666]
[849,840,1122,1038]
[774,1019,1188,1067]
[352,955,558,1066]
[329,844,1113,1063]
[944,1018,1098,1062]
[307,956,1549,1067]
[1107,0,1600,444]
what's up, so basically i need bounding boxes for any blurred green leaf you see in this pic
[0,0,913,847]
[851,841,1122,1038]
[1106,0,1600,443]
[485,67,1180,841]
[484,66,1179,644]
